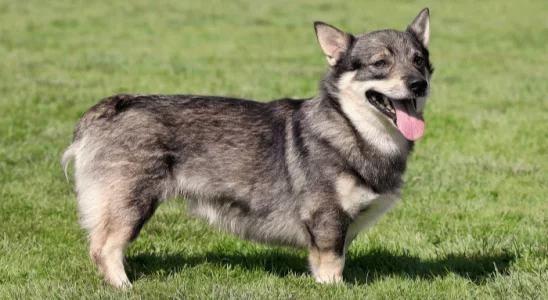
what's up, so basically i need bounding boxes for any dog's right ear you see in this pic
[407,8,430,49]
[314,22,352,66]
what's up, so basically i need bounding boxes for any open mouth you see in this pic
[365,91,417,122]
[365,90,424,141]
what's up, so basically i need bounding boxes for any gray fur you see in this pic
[63,8,434,287]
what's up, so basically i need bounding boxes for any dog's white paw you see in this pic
[109,278,133,289]
[315,274,343,284]
[106,272,133,289]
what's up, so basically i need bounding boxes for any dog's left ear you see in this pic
[314,22,352,66]
[407,8,430,48]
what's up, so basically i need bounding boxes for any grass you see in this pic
[1,0,547,298]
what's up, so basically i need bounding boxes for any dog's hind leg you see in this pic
[89,220,134,288]
[82,178,160,288]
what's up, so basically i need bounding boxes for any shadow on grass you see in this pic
[344,249,514,284]
[127,248,514,285]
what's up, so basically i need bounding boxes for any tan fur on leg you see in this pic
[89,221,133,288]
[308,248,345,284]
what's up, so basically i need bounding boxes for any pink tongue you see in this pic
[392,100,425,141]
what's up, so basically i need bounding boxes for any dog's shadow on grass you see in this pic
[127,248,515,285]
[343,249,514,284]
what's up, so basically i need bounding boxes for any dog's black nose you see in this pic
[407,78,428,96]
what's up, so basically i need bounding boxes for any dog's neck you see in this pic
[303,93,412,194]
[314,74,413,157]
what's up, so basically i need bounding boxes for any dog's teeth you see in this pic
[383,98,390,107]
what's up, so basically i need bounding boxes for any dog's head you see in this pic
[315,8,433,141]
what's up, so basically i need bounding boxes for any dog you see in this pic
[62,8,433,288]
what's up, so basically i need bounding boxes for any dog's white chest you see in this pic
[346,193,400,238]
[336,175,400,241]
[336,175,380,215]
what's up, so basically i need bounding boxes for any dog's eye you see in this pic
[372,60,387,68]
[414,56,424,66]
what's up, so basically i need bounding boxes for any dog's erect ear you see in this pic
[407,8,430,48]
[314,22,352,66]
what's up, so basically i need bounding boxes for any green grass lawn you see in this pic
[1,0,547,298]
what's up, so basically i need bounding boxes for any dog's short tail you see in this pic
[61,101,100,182]
[62,143,76,182]
[62,95,136,184]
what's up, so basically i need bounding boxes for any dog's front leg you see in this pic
[305,211,347,284]
[308,248,345,284]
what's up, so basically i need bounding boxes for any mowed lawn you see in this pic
[1,0,547,298]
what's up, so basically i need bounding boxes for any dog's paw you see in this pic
[106,274,133,289]
[315,274,343,284]
[109,279,133,289]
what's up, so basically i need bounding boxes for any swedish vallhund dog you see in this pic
[63,8,433,287]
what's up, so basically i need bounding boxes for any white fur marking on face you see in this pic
[337,72,409,154]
